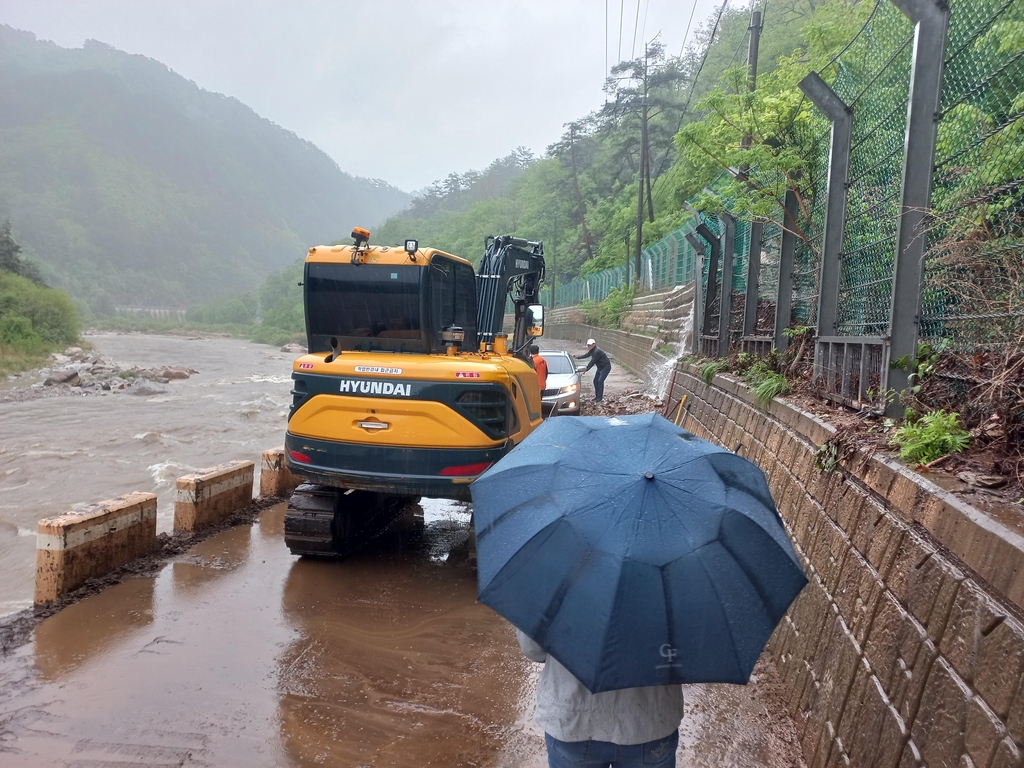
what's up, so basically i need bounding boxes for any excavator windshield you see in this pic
[304,256,478,355]
[305,262,425,354]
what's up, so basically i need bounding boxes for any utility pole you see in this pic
[739,9,762,152]
[624,226,632,288]
[741,8,764,342]
[634,43,649,291]
[551,210,557,309]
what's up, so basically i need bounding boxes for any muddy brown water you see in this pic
[0,502,547,767]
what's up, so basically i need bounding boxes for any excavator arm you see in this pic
[475,235,545,359]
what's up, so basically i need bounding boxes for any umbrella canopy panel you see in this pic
[472,413,807,693]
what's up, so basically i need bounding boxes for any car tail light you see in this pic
[288,449,311,464]
[439,462,492,477]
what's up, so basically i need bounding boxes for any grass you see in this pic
[0,345,53,376]
[750,371,792,407]
[701,360,729,384]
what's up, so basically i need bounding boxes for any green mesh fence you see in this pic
[922,0,1024,348]
[826,1,916,336]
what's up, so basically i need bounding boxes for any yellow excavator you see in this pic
[282,228,547,556]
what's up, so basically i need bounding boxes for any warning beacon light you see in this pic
[351,227,370,248]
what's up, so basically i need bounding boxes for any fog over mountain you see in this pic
[0,25,411,311]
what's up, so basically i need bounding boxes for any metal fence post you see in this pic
[774,190,799,354]
[685,232,707,355]
[719,213,736,359]
[695,222,720,356]
[886,0,950,415]
[799,72,852,380]
[743,221,764,337]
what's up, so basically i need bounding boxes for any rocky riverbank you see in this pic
[1,346,198,403]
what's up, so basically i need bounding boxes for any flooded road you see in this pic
[0,501,546,767]
[0,333,294,615]
[0,332,805,767]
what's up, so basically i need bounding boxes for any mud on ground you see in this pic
[0,495,282,655]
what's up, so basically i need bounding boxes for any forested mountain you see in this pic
[0,25,410,313]
[373,0,859,285]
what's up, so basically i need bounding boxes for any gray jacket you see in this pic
[517,629,684,744]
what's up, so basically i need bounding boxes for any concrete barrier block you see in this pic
[35,492,157,605]
[174,460,254,533]
[259,446,301,498]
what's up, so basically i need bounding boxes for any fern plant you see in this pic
[888,410,971,464]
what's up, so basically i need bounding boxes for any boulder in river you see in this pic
[125,379,170,396]
[280,343,306,354]
[63,346,83,356]
[157,366,196,380]
[44,369,81,387]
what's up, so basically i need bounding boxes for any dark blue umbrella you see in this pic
[471,412,807,693]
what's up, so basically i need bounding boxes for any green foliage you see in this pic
[0,255,80,367]
[0,220,43,283]
[674,0,871,242]
[888,410,971,464]
[701,360,729,384]
[578,285,635,329]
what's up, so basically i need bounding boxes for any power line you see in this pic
[640,0,651,48]
[618,0,624,62]
[677,0,700,58]
[605,0,609,83]
[631,0,641,60]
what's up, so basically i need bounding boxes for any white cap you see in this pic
[586,338,596,346]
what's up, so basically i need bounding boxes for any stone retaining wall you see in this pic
[671,367,1024,768]
[35,492,157,604]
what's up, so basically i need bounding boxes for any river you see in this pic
[0,332,294,615]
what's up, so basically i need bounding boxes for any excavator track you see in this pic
[284,483,418,557]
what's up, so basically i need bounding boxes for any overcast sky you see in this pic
[0,0,724,192]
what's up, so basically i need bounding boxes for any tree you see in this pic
[0,221,44,284]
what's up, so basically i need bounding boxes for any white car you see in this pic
[539,350,581,416]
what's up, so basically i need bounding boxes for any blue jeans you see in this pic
[593,366,610,401]
[545,730,678,768]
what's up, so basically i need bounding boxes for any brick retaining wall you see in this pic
[671,367,1024,768]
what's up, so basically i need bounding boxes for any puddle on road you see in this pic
[0,500,545,767]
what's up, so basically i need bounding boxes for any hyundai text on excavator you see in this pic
[282,228,546,556]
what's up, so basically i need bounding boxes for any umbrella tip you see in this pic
[644,471,654,480]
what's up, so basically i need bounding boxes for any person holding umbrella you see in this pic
[573,339,611,403]
[516,629,683,766]
[471,413,808,768]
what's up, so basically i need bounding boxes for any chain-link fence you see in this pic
[922,0,1024,347]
